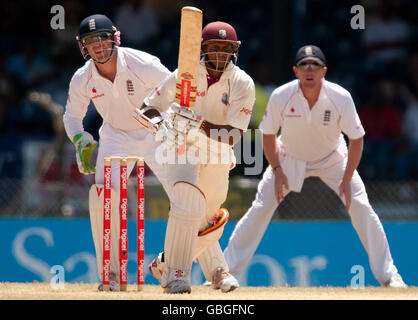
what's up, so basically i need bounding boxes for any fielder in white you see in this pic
[63,14,171,291]
[134,21,255,293]
[223,45,407,288]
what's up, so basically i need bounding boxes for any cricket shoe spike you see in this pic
[212,267,239,293]
[148,252,164,281]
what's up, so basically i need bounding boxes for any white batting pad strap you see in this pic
[197,242,229,281]
[161,182,206,287]
[88,184,120,280]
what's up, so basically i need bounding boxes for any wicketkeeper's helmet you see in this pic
[76,14,117,64]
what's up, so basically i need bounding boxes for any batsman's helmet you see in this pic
[201,21,240,48]
[201,21,241,71]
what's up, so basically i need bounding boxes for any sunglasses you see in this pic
[81,32,112,46]
[297,63,324,71]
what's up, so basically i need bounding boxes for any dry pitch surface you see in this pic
[1,282,417,300]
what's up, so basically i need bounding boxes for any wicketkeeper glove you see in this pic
[170,102,204,134]
[73,132,98,175]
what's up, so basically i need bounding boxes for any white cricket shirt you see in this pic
[63,46,170,140]
[259,79,365,162]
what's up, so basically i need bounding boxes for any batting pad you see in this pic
[197,242,229,281]
[194,208,229,259]
[89,184,120,281]
[161,182,206,287]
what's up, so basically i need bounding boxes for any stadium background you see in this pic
[0,0,417,287]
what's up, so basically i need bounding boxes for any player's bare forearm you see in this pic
[263,134,280,170]
[263,133,288,202]
[343,137,363,182]
[201,121,243,146]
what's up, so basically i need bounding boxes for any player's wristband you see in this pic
[272,164,282,172]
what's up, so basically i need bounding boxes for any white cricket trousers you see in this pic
[224,159,399,285]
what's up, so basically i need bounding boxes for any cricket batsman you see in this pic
[134,21,256,293]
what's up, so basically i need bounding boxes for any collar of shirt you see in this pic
[296,78,327,106]
[91,46,127,80]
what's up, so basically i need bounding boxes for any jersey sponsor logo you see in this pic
[91,87,104,99]
[285,106,301,117]
[240,107,252,116]
[197,90,206,97]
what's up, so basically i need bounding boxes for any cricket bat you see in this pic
[175,6,203,154]
[175,6,203,107]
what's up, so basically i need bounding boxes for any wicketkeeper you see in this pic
[63,14,171,291]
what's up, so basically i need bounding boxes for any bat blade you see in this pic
[175,6,203,108]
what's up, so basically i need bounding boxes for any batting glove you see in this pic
[155,119,185,150]
[170,102,204,134]
[73,132,98,175]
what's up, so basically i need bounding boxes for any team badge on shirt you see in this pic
[323,110,331,125]
[221,92,229,105]
[126,80,134,95]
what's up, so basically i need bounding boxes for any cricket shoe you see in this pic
[383,273,407,288]
[163,279,192,294]
[163,270,191,294]
[212,267,239,293]
[148,252,164,281]
[98,272,119,291]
